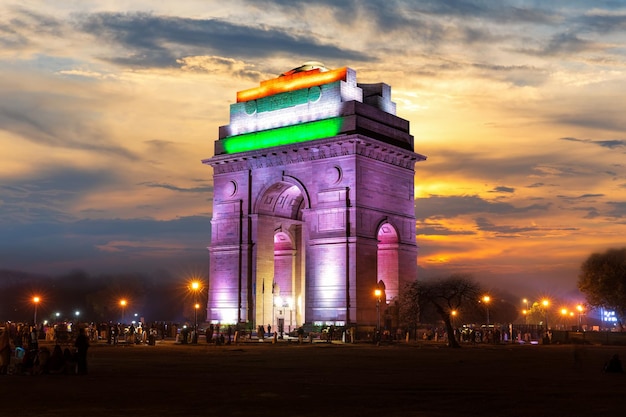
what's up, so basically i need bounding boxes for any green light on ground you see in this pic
[223,117,344,154]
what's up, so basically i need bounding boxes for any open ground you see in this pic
[5,339,626,417]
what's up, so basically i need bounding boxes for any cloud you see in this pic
[140,182,213,193]
[607,201,626,218]
[177,56,267,81]
[474,217,578,237]
[249,0,560,26]
[0,167,123,224]
[561,137,626,149]
[75,12,372,69]
[557,193,606,202]
[0,6,64,51]
[578,9,626,34]
[542,32,607,56]
[416,221,476,236]
[490,186,515,193]
[416,195,550,221]
[0,71,137,159]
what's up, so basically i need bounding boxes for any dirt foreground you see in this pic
[4,339,626,417]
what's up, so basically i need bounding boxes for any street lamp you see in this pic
[194,303,200,342]
[541,299,550,330]
[287,297,294,333]
[482,295,491,325]
[560,308,568,330]
[374,289,382,335]
[33,296,40,325]
[120,299,127,323]
[190,281,201,342]
[522,299,529,324]
[576,304,584,331]
[450,310,458,342]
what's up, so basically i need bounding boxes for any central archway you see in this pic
[255,181,307,334]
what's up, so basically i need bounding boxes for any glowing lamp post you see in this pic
[287,297,294,333]
[190,281,201,343]
[33,296,40,326]
[482,295,491,325]
[576,305,584,331]
[560,308,568,330]
[194,303,200,341]
[374,289,382,335]
[120,299,127,324]
[541,299,550,330]
[522,298,529,324]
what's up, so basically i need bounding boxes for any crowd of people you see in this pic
[0,322,89,376]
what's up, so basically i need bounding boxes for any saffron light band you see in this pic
[236,67,348,103]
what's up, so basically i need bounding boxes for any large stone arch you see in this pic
[204,65,425,335]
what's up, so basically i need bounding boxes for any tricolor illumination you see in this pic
[237,67,348,103]
[222,117,345,154]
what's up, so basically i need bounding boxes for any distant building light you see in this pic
[603,311,618,322]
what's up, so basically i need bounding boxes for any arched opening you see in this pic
[377,222,400,332]
[255,181,306,335]
[377,222,399,302]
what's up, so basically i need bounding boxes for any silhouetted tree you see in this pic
[578,248,626,330]
[398,280,420,337]
[402,274,483,348]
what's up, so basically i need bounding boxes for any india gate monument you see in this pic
[203,62,426,335]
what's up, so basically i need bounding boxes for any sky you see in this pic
[1,0,626,302]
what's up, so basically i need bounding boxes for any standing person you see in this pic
[206,323,214,343]
[28,325,39,352]
[267,324,271,337]
[74,327,90,375]
[0,324,11,375]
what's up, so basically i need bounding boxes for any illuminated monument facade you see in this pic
[203,63,425,333]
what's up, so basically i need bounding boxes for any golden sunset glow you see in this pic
[1,1,625,298]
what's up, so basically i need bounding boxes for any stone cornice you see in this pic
[204,134,426,174]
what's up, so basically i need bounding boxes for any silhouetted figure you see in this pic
[0,326,11,375]
[63,348,75,374]
[297,326,304,344]
[604,354,623,373]
[27,325,38,352]
[48,344,65,374]
[37,346,51,374]
[75,327,90,375]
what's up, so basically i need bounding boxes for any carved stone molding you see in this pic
[207,135,425,174]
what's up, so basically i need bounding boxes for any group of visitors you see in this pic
[0,322,89,376]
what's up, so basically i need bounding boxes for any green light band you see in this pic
[222,117,344,154]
